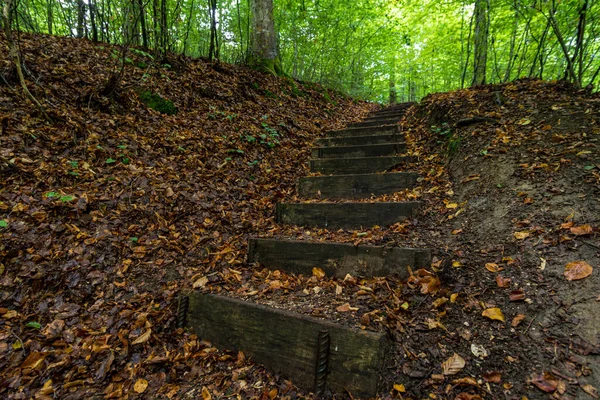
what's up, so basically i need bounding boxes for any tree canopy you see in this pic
[4,0,600,101]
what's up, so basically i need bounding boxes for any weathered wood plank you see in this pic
[298,172,417,199]
[248,238,431,278]
[187,293,387,397]
[327,124,398,138]
[309,156,413,175]
[350,118,400,128]
[316,133,404,147]
[311,143,406,159]
[276,201,420,228]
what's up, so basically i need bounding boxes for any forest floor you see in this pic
[1,33,599,400]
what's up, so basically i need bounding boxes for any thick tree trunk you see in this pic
[247,0,282,74]
[138,0,148,49]
[89,0,98,42]
[471,0,490,86]
[208,0,219,60]
[76,0,85,38]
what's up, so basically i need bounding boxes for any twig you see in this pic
[578,239,600,251]
[524,315,537,334]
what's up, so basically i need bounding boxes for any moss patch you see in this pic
[137,90,177,115]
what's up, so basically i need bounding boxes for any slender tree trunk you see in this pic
[182,0,195,55]
[247,0,282,74]
[461,8,474,88]
[137,0,148,48]
[89,0,98,41]
[472,0,490,86]
[208,0,219,60]
[47,0,53,34]
[389,55,397,105]
[503,0,519,82]
[76,0,85,38]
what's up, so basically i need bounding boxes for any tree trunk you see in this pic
[76,0,85,38]
[389,56,397,105]
[138,0,148,49]
[247,0,282,74]
[47,0,53,34]
[208,0,219,60]
[471,0,490,86]
[503,0,519,83]
[89,0,98,41]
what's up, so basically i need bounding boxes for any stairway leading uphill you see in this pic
[186,102,432,398]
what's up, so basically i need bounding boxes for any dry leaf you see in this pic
[201,386,212,400]
[482,307,505,322]
[134,379,148,393]
[442,353,466,375]
[511,314,526,327]
[268,388,278,399]
[495,275,511,288]
[530,372,558,393]
[513,231,530,240]
[336,303,358,312]
[193,276,208,288]
[446,202,458,209]
[312,267,325,279]
[564,260,593,281]
[581,384,599,399]
[393,383,405,392]
[485,263,502,272]
[452,377,478,386]
[132,328,152,345]
[482,371,502,383]
[570,224,592,236]
[509,289,526,301]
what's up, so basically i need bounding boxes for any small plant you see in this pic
[433,123,460,154]
[138,91,177,115]
[260,123,280,148]
[0,220,8,228]
[248,160,259,167]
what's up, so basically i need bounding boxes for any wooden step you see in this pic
[327,124,398,138]
[311,143,406,159]
[316,133,404,147]
[310,156,412,175]
[298,172,417,199]
[187,293,387,398]
[276,201,420,229]
[248,238,431,278]
[350,118,400,128]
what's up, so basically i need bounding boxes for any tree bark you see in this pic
[138,0,148,49]
[471,0,490,86]
[247,0,282,74]
[47,0,53,34]
[76,0,85,38]
[208,0,219,60]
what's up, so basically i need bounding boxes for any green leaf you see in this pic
[59,195,75,202]
[45,192,59,198]
[0,220,7,228]
[105,158,117,164]
[26,321,42,329]
[584,165,595,170]
[130,237,139,242]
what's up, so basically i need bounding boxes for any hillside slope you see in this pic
[0,33,373,399]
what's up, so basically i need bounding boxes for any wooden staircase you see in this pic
[186,103,430,398]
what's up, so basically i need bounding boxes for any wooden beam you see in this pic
[309,156,413,175]
[187,293,388,398]
[276,201,420,229]
[248,238,431,278]
[316,133,404,147]
[298,172,417,199]
[327,125,398,138]
[311,142,406,159]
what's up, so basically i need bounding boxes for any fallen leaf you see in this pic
[446,202,458,209]
[201,386,212,400]
[513,231,530,240]
[511,314,526,327]
[268,388,278,399]
[485,263,502,272]
[482,371,502,383]
[452,229,463,235]
[442,353,466,375]
[336,303,358,312]
[132,328,151,345]
[495,275,511,288]
[509,289,526,301]
[134,379,148,393]
[530,372,558,393]
[482,307,505,322]
[452,377,478,386]
[312,267,325,279]
[581,384,599,399]
[393,383,405,392]
[570,224,593,236]
[193,276,209,288]
[564,260,593,281]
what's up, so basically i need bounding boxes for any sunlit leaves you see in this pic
[482,308,505,322]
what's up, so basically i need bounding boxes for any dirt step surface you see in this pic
[327,124,399,137]
[316,133,405,147]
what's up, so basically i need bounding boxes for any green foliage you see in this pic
[26,321,42,329]
[0,220,7,228]
[138,91,178,115]
[433,123,460,154]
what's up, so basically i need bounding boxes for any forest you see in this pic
[3,0,600,102]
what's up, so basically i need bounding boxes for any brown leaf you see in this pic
[530,372,558,393]
[511,314,526,327]
[132,328,152,345]
[564,260,593,281]
[513,231,530,240]
[495,275,511,288]
[581,384,599,399]
[509,289,526,301]
[336,303,358,312]
[201,386,212,400]
[482,307,505,322]
[134,379,148,394]
[485,263,502,272]
[570,224,593,236]
[482,371,502,383]
[442,353,466,375]
[452,377,478,386]
[193,276,209,288]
